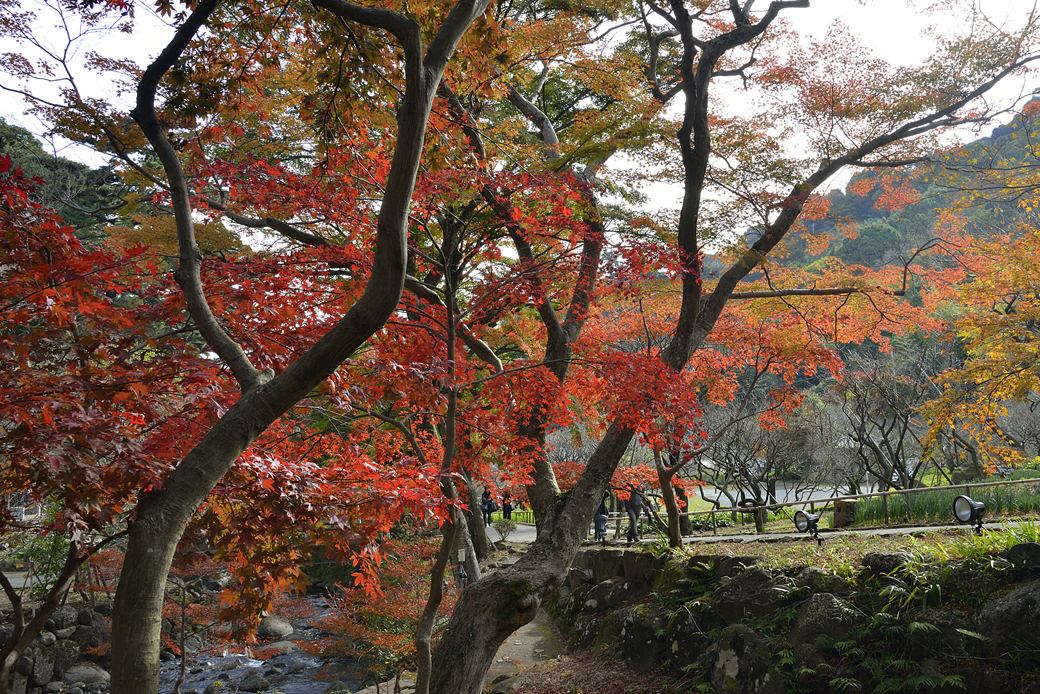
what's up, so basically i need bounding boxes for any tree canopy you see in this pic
[1,0,1038,692]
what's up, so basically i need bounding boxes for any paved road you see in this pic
[0,571,41,590]
[505,519,1007,547]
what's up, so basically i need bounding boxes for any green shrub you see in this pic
[492,517,517,541]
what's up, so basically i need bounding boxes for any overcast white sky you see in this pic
[1,0,1035,174]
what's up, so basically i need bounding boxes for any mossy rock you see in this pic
[621,549,663,583]
[620,604,668,672]
[582,576,645,612]
[665,599,723,671]
[710,624,783,694]
[570,612,605,649]
[592,609,628,650]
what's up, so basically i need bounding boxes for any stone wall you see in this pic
[3,605,110,694]
[549,543,1040,694]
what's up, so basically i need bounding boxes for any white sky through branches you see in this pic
[0,0,1035,177]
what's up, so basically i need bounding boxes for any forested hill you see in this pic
[0,118,126,235]
[775,98,1040,270]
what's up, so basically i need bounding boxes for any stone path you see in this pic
[350,589,565,694]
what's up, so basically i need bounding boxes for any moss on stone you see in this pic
[493,579,537,622]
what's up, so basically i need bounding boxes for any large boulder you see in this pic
[567,566,595,590]
[581,576,644,612]
[621,550,662,583]
[792,643,835,694]
[716,556,764,580]
[713,568,786,625]
[591,610,627,650]
[72,623,108,654]
[790,593,857,646]
[978,579,1040,657]
[910,608,969,655]
[794,567,848,595]
[665,599,724,671]
[651,557,689,597]
[860,552,905,580]
[28,645,54,688]
[257,615,294,639]
[619,605,668,672]
[14,650,33,676]
[589,549,626,584]
[49,639,80,681]
[570,613,604,648]
[1006,542,1040,572]
[711,624,784,694]
[237,671,270,692]
[552,586,575,615]
[62,662,110,687]
[47,606,79,631]
[686,555,722,573]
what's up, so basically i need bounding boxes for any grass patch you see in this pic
[855,484,1040,525]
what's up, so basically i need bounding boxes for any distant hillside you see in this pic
[774,99,1040,270]
[0,118,126,235]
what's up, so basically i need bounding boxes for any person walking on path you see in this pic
[481,489,494,527]
[594,490,609,542]
[621,484,648,543]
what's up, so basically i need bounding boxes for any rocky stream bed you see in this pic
[4,594,370,694]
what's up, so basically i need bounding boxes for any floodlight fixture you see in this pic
[953,495,985,533]
[794,509,822,546]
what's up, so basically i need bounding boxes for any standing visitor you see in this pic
[621,483,647,544]
[481,489,494,527]
[594,490,609,542]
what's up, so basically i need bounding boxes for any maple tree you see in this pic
[425,5,1039,692]
[919,101,1040,472]
[0,153,210,690]
[3,0,498,690]
[924,225,1040,471]
[1,0,1038,693]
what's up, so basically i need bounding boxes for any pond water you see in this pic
[698,481,881,507]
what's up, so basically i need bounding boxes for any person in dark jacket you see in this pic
[481,489,494,527]
[594,490,609,542]
[502,494,513,520]
[621,483,647,543]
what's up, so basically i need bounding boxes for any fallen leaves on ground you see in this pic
[502,650,689,694]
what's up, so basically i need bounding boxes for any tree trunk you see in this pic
[654,450,683,547]
[466,477,489,560]
[675,484,694,536]
[428,424,635,694]
[415,516,459,694]
[454,512,482,583]
[107,0,493,690]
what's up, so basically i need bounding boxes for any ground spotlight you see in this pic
[794,509,822,546]
[953,495,985,533]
